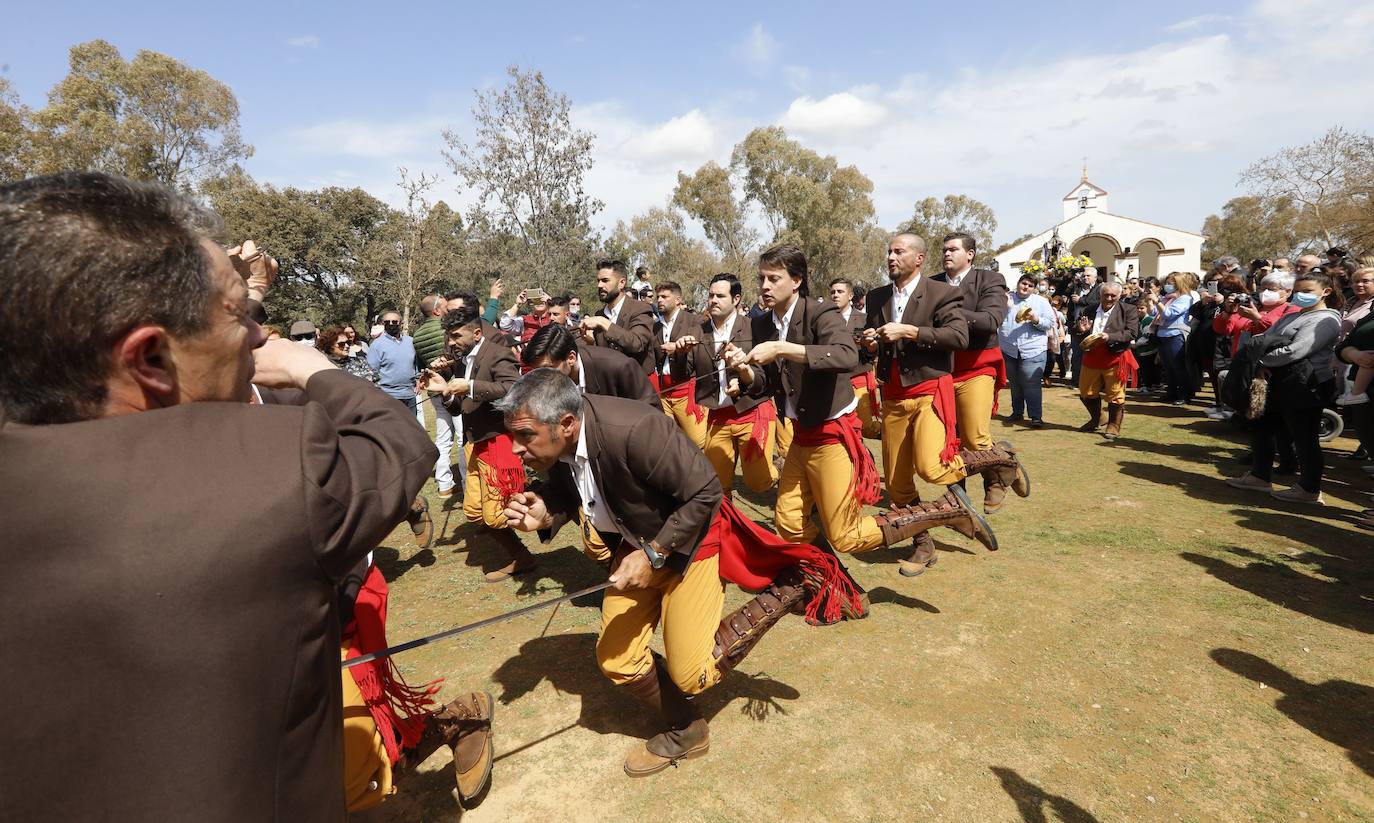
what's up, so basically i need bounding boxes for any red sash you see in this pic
[472,432,526,504]
[883,364,961,463]
[707,399,777,464]
[695,500,865,626]
[1083,344,1139,388]
[649,373,706,423]
[953,346,1008,415]
[850,371,879,419]
[343,565,441,764]
[791,411,880,505]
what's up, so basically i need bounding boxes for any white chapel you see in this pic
[993,171,1203,283]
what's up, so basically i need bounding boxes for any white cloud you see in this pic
[287,116,449,160]
[733,23,778,70]
[285,34,320,48]
[1164,14,1229,32]
[780,92,889,139]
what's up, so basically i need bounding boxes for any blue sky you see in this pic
[6,0,1373,246]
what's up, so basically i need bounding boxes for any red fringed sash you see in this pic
[695,500,865,626]
[791,412,880,505]
[650,373,706,423]
[883,365,962,463]
[850,371,880,420]
[343,564,442,764]
[953,346,1008,415]
[473,432,526,506]
[1083,345,1139,388]
[707,399,777,464]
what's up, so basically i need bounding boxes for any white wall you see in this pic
[994,211,1203,284]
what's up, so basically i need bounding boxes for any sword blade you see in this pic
[342,580,614,669]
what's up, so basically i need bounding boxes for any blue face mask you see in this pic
[1291,291,1320,308]
[1163,284,1176,294]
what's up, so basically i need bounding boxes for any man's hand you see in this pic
[1238,304,1262,322]
[252,338,333,389]
[725,377,741,398]
[489,278,504,301]
[430,355,455,371]
[861,328,881,352]
[876,322,916,343]
[228,240,279,303]
[664,335,697,354]
[581,315,611,334]
[609,548,654,591]
[502,491,552,532]
[444,377,471,397]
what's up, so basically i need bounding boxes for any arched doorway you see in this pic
[1134,238,1162,279]
[1071,234,1121,277]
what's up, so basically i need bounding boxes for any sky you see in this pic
[6,0,1374,246]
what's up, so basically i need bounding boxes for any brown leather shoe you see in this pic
[1078,396,1103,432]
[898,531,939,577]
[484,528,537,582]
[874,486,998,551]
[443,692,495,807]
[624,718,710,777]
[959,443,1029,502]
[994,440,1031,498]
[982,474,1008,514]
[407,495,434,548]
[1103,402,1125,440]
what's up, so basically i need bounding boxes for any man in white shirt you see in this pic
[652,281,706,448]
[830,276,880,437]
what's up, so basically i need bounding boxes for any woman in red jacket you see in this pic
[1213,271,1299,358]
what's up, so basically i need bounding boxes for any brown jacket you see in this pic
[839,304,873,378]
[444,334,520,443]
[653,308,699,383]
[865,275,970,387]
[1090,301,1141,353]
[743,297,860,427]
[592,295,656,375]
[0,370,436,822]
[539,393,723,573]
[578,344,660,407]
[933,267,1008,352]
[690,312,767,414]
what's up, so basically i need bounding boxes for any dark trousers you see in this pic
[1136,351,1160,389]
[1250,404,1324,492]
[1070,335,1085,378]
[1349,401,1374,457]
[1158,335,1191,402]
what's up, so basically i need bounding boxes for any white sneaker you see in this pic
[1271,486,1324,504]
[1335,392,1369,406]
[1206,410,1234,421]
[1204,406,1222,415]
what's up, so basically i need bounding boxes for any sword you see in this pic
[341,580,615,669]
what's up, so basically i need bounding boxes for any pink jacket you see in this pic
[1212,301,1300,356]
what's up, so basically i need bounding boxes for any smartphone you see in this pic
[1205,281,1219,295]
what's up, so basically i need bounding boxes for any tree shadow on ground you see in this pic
[491,632,802,741]
[868,586,940,613]
[441,523,601,598]
[989,766,1101,823]
[373,546,436,583]
[1211,648,1374,778]
[1115,460,1353,521]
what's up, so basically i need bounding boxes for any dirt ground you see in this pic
[359,384,1373,822]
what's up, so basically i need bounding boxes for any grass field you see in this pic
[359,383,1373,822]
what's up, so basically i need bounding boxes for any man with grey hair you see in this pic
[498,369,862,778]
[1295,254,1322,274]
[1077,280,1140,439]
[0,172,438,820]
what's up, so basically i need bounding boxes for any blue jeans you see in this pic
[1005,351,1047,420]
[1157,334,1191,401]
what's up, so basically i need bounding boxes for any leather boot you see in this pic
[1103,403,1125,440]
[406,494,434,548]
[982,472,1008,514]
[1078,396,1103,432]
[898,530,938,577]
[958,442,1031,503]
[712,569,806,674]
[873,485,998,551]
[620,656,709,777]
[483,527,537,582]
[393,692,494,808]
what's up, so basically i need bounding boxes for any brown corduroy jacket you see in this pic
[933,267,1009,352]
[690,312,768,414]
[443,334,520,443]
[0,370,436,822]
[591,295,656,375]
[578,344,660,407]
[539,393,723,573]
[865,275,970,387]
[742,297,860,427]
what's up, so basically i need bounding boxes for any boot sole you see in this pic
[996,440,1031,498]
[950,485,998,551]
[456,694,496,808]
[624,740,709,777]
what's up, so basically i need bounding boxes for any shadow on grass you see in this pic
[1211,648,1374,778]
[868,586,940,613]
[374,546,436,583]
[990,766,1101,823]
[491,632,802,741]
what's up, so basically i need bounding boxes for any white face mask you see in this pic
[1259,289,1283,307]
[297,336,316,347]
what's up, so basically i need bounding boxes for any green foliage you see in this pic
[12,40,250,189]
[605,206,722,308]
[1201,196,1311,264]
[900,194,999,266]
[671,161,756,277]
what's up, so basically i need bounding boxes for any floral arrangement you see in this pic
[1020,258,1046,277]
[1053,254,1093,273]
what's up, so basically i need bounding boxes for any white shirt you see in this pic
[572,352,587,392]
[659,309,679,376]
[604,294,626,324]
[840,306,853,324]
[560,418,616,535]
[772,297,856,421]
[711,312,736,406]
[1092,305,1113,335]
[890,275,920,322]
[461,337,484,397]
[945,266,971,288]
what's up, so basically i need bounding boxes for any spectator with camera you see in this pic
[317,325,380,384]
[499,286,554,345]
[1213,271,1298,361]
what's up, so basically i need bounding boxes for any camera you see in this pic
[1233,293,1252,307]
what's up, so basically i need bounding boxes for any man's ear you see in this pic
[113,326,179,408]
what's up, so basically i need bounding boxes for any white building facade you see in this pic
[993,175,1204,284]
